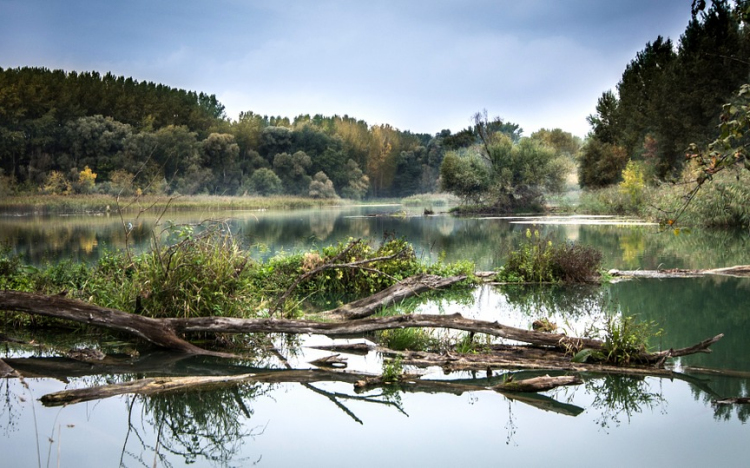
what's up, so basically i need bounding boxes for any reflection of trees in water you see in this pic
[122,384,268,467]
[0,378,22,437]
[308,210,338,241]
[500,283,606,320]
[689,378,750,423]
[0,218,152,265]
[584,375,666,431]
[577,224,750,270]
[611,277,750,372]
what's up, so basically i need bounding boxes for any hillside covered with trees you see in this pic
[0,67,451,199]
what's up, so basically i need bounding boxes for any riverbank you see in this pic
[0,194,349,215]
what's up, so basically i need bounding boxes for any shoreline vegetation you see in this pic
[0,193,463,215]
[0,193,348,215]
[0,230,727,384]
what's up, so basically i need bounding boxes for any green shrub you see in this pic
[550,243,603,283]
[678,169,750,229]
[378,328,436,351]
[599,315,662,365]
[381,356,404,382]
[498,229,602,283]
[128,225,256,319]
[0,246,37,291]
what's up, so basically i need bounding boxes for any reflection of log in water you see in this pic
[37,367,589,411]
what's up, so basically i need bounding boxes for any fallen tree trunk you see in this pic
[609,264,750,279]
[0,290,232,358]
[0,290,723,365]
[324,274,467,319]
[493,375,582,392]
[38,368,589,408]
[397,347,680,378]
[713,397,750,405]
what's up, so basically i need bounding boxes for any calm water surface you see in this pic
[1,206,749,467]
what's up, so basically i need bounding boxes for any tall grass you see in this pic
[0,194,346,215]
[400,193,459,206]
[649,168,750,229]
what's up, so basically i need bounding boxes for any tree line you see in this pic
[581,0,750,187]
[0,67,448,199]
[0,66,582,202]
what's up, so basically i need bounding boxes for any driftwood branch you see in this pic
[713,397,750,405]
[0,290,233,358]
[325,274,467,319]
[38,368,587,408]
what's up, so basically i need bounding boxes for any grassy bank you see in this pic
[0,194,348,215]
[0,232,476,327]
[576,167,750,230]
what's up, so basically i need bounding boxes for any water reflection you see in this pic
[127,385,267,467]
[584,375,666,431]
[4,209,749,271]
[1,348,748,467]
[2,209,750,465]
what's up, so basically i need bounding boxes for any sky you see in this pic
[0,0,695,138]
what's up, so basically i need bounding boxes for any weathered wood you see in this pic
[504,392,585,416]
[609,265,750,279]
[40,374,256,406]
[0,358,19,378]
[309,354,348,368]
[713,397,750,405]
[397,347,680,377]
[0,290,233,358]
[324,274,468,320]
[309,343,374,355]
[168,312,606,351]
[648,334,724,363]
[2,351,248,380]
[493,375,583,392]
[682,366,750,379]
[0,290,723,366]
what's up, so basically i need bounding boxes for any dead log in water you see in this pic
[609,264,750,279]
[0,289,723,367]
[493,375,583,392]
[0,359,19,378]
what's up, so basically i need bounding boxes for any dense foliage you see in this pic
[0,67,456,199]
[0,232,475,325]
[581,0,750,186]
[498,229,602,283]
[439,111,578,211]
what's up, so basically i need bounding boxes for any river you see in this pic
[1,205,749,467]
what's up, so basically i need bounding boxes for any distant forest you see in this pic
[0,66,500,199]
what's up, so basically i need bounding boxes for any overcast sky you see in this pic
[1,0,694,137]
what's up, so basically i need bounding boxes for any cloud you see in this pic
[1,0,695,137]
